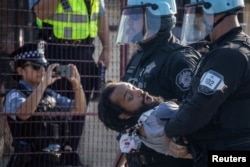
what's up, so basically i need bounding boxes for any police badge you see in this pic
[37,40,46,56]
[176,68,193,91]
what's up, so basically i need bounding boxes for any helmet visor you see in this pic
[180,5,214,45]
[116,6,161,44]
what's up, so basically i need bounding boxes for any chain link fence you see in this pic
[0,0,250,166]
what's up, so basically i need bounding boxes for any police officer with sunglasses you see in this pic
[4,40,86,167]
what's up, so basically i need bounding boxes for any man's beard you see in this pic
[130,92,164,117]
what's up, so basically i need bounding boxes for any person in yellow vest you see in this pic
[29,0,110,101]
[29,0,110,158]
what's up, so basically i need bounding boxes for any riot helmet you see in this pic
[116,0,177,44]
[180,0,245,45]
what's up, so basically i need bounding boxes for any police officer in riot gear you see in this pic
[114,0,201,166]
[4,41,86,167]
[165,0,250,166]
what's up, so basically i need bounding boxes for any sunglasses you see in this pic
[22,63,46,71]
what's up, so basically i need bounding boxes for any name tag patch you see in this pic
[198,70,226,95]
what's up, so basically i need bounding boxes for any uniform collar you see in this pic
[137,32,179,61]
[19,80,35,91]
[209,27,243,50]
[138,32,174,50]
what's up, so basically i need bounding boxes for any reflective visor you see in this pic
[180,5,214,45]
[116,6,161,44]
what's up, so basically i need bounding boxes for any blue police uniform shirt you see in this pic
[4,80,74,120]
[29,0,105,16]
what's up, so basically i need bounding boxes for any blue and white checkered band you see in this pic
[14,50,41,62]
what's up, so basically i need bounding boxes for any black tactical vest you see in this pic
[123,42,201,100]
[7,84,69,151]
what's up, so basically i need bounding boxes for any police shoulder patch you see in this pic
[198,70,226,95]
[176,68,193,91]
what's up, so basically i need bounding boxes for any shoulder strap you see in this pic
[162,42,201,58]
[230,34,250,51]
[216,34,250,58]
[122,51,143,82]
[160,43,201,72]
[122,43,201,83]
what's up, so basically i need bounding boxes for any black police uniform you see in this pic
[165,27,250,167]
[7,83,83,167]
[122,32,201,167]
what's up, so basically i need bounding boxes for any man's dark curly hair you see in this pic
[98,81,140,132]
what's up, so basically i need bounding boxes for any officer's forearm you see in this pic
[73,85,87,115]
[33,0,59,19]
[98,14,110,68]
[16,82,47,120]
[98,14,110,51]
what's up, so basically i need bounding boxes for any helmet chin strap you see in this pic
[213,12,237,29]
[205,12,237,41]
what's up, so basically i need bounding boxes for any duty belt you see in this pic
[40,152,61,165]
[49,38,94,46]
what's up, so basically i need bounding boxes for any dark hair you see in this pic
[98,81,139,132]
[10,59,29,81]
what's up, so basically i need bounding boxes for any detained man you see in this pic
[98,81,191,158]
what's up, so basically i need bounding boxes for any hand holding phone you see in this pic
[55,65,72,78]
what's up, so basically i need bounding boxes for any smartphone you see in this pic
[55,65,72,77]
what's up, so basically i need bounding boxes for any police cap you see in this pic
[9,40,48,71]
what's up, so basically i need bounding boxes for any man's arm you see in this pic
[97,13,110,69]
[112,150,128,167]
[33,0,59,19]
[67,65,87,114]
[166,137,192,159]
[15,63,60,120]
[72,82,86,114]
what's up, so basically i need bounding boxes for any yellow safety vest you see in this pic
[36,0,99,40]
